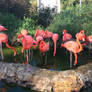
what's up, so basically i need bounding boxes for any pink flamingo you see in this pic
[52,33,59,56]
[34,29,44,38]
[76,30,92,54]
[0,26,16,60]
[75,30,85,41]
[62,29,73,67]
[17,33,38,64]
[61,34,85,67]
[39,41,49,64]
[36,35,43,43]
[62,29,72,42]
[43,30,53,39]
[0,33,17,60]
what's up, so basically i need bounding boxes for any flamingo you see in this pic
[0,25,7,32]
[39,41,49,64]
[75,30,85,41]
[43,30,53,39]
[0,33,17,60]
[62,29,72,42]
[17,33,38,64]
[62,29,73,67]
[36,35,43,43]
[61,34,85,67]
[77,30,92,54]
[0,26,16,60]
[34,29,44,38]
[52,33,59,56]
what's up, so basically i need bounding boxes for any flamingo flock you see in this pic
[1,25,92,68]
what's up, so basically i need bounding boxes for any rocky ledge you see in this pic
[0,62,92,92]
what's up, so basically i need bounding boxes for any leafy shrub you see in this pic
[0,12,22,43]
[17,17,41,36]
[0,12,41,45]
[38,7,55,28]
[47,3,92,37]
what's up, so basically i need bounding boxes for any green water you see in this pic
[0,46,92,92]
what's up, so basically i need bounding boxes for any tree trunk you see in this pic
[0,62,92,92]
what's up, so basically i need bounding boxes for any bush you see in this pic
[0,12,41,45]
[47,3,92,37]
[0,12,22,43]
[38,7,55,28]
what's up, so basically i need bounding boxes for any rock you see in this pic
[0,62,92,92]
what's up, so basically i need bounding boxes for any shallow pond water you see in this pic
[0,46,92,92]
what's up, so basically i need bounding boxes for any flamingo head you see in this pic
[80,30,84,34]
[0,25,7,32]
[17,34,23,42]
[62,30,67,34]
[21,29,28,36]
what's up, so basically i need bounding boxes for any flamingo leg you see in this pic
[70,52,72,68]
[45,52,47,65]
[25,50,29,64]
[74,53,77,66]
[0,43,4,60]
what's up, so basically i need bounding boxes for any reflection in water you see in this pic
[0,81,92,92]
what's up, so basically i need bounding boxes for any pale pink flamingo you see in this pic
[62,29,73,67]
[61,34,85,67]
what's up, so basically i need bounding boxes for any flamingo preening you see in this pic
[39,40,49,64]
[61,32,85,67]
[0,26,16,60]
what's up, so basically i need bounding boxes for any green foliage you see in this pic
[17,17,40,36]
[47,3,92,37]
[81,3,92,35]
[0,12,41,45]
[38,7,55,28]
[0,12,22,43]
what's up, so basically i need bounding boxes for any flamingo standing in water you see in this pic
[77,30,92,54]
[39,41,49,64]
[17,32,38,64]
[61,33,85,67]
[0,31,17,60]
[62,29,73,67]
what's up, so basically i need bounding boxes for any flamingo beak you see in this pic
[62,32,64,34]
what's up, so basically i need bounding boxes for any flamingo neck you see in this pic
[5,42,17,56]
[76,37,83,52]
